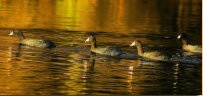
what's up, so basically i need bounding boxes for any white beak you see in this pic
[85,38,90,43]
[9,31,14,36]
[177,35,181,39]
[130,41,135,46]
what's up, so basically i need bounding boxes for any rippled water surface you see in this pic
[0,0,202,95]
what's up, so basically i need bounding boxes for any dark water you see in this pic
[0,0,202,95]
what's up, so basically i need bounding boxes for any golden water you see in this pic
[0,0,201,95]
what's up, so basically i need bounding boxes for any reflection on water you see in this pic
[0,0,201,95]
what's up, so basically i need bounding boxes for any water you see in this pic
[0,0,201,95]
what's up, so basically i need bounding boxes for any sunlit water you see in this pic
[0,0,201,95]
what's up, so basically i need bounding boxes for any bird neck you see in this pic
[17,31,25,41]
[181,39,187,48]
[136,43,143,56]
[91,39,97,51]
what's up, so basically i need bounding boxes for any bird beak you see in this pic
[130,41,135,46]
[85,38,90,43]
[177,35,181,39]
[9,31,14,36]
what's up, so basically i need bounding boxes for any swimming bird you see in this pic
[9,29,56,48]
[130,40,166,61]
[85,35,123,56]
[177,33,202,53]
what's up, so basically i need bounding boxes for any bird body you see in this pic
[142,51,166,61]
[91,46,123,56]
[130,40,166,61]
[20,38,55,48]
[177,33,202,53]
[85,35,123,56]
[183,44,202,53]
[9,29,55,48]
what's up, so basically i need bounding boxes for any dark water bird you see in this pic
[85,35,123,56]
[130,40,167,61]
[9,29,56,48]
[129,40,201,63]
[177,33,202,53]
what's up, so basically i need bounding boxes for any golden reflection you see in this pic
[177,0,201,37]
[126,58,142,94]
[116,0,125,32]
[0,45,23,94]
[0,0,201,35]
[0,0,56,29]
[0,0,201,95]
[61,53,88,95]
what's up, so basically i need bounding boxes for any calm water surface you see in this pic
[0,0,202,95]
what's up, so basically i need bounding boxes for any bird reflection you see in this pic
[173,63,179,95]
[15,44,23,57]
[84,54,121,73]
[89,56,95,72]
[85,53,143,94]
